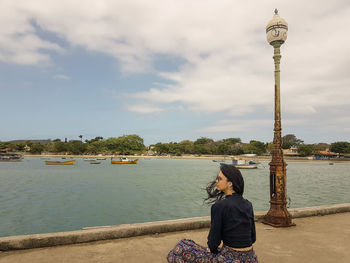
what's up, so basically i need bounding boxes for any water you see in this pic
[0,157,349,237]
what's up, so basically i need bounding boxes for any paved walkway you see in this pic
[0,212,349,263]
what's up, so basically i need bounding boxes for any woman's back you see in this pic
[216,194,256,248]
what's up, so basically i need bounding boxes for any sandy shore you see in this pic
[23,153,350,163]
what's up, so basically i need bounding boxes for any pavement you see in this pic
[0,212,349,263]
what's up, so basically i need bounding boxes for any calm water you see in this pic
[0,157,349,237]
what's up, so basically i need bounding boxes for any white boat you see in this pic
[220,158,258,169]
[96,154,106,160]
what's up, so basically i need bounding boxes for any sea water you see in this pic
[0,157,349,237]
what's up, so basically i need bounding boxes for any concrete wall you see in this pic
[1,203,349,251]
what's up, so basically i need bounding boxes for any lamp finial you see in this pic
[274,9,278,15]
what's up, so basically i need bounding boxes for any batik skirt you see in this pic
[167,239,258,263]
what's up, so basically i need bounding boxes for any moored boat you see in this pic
[220,158,258,169]
[45,160,76,165]
[111,157,138,164]
[0,152,23,162]
[83,158,97,161]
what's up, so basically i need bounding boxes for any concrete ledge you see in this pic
[289,203,350,218]
[1,203,349,251]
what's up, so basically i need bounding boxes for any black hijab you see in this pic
[220,164,244,195]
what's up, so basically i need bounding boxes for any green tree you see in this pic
[154,142,169,155]
[29,143,45,154]
[12,142,26,151]
[215,143,229,155]
[115,135,146,154]
[167,142,180,155]
[177,140,194,154]
[232,147,244,155]
[243,140,267,155]
[86,140,106,154]
[53,141,68,153]
[67,140,86,154]
[298,144,314,156]
[0,141,9,150]
[194,137,214,145]
[194,144,212,154]
[104,138,119,152]
[194,137,215,154]
[85,136,104,143]
[282,134,304,149]
[330,142,350,153]
[222,138,241,144]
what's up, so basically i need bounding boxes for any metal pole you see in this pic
[263,41,295,227]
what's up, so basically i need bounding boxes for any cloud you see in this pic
[126,104,164,114]
[1,0,350,141]
[0,1,64,65]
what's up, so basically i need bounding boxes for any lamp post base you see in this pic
[263,203,295,227]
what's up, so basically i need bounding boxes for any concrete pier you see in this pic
[0,204,350,262]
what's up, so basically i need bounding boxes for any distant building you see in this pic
[314,151,339,160]
[283,146,299,156]
[147,145,156,155]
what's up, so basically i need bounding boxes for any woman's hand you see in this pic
[206,247,211,253]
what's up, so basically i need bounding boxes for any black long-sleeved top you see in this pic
[207,194,256,254]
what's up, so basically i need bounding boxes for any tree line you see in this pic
[152,137,267,156]
[0,135,146,155]
[281,134,350,156]
[1,134,350,156]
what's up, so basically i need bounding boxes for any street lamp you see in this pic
[263,9,295,227]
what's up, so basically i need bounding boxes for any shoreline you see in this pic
[22,153,350,163]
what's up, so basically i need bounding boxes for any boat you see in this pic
[111,157,138,164]
[220,158,258,169]
[83,158,97,161]
[96,154,106,160]
[45,160,76,165]
[0,152,23,162]
[90,161,101,164]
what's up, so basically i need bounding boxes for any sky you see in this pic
[1,0,349,146]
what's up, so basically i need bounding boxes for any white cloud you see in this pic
[1,0,350,141]
[126,104,164,114]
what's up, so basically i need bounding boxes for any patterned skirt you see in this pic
[167,239,258,263]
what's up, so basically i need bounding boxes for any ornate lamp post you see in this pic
[263,9,295,227]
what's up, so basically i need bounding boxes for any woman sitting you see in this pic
[167,164,258,262]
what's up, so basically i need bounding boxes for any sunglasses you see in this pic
[216,175,224,181]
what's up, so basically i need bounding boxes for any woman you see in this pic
[167,164,258,263]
